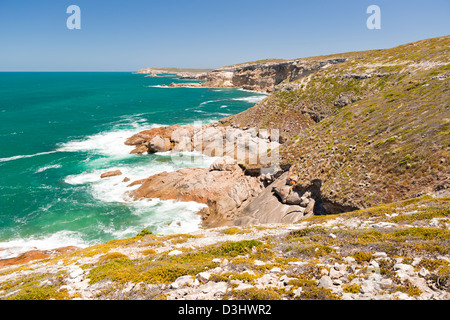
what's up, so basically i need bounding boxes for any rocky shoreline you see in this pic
[0,36,448,301]
[121,121,329,229]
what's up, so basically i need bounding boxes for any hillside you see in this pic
[0,195,448,300]
[222,35,450,212]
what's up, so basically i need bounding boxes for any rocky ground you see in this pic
[0,193,448,300]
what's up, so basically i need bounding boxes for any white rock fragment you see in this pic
[343,256,357,264]
[418,268,430,278]
[270,267,282,273]
[196,272,211,283]
[168,250,183,256]
[318,275,333,289]
[373,252,388,259]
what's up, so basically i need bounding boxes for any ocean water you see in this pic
[0,72,267,259]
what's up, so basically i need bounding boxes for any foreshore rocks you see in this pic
[100,170,122,178]
[0,246,79,268]
[128,160,265,228]
[125,123,281,165]
[124,123,325,228]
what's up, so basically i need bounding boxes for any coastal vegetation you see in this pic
[0,195,448,300]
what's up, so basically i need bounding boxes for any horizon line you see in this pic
[0,70,139,73]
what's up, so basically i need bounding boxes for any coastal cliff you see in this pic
[137,67,212,80]
[153,58,348,92]
[206,58,346,92]
[130,36,449,225]
[1,36,449,301]
[223,35,450,212]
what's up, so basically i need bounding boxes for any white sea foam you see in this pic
[64,159,210,238]
[132,199,205,235]
[146,85,171,88]
[57,121,161,157]
[0,151,58,163]
[231,96,267,103]
[57,131,136,156]
[35,164,62,173]
[199,99,223,107]
[0,230,89,260]
[185,99,229,112]
[237,88,269,94]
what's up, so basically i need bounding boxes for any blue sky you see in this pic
[0,0,449,71]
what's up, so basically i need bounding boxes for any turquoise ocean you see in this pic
[0,72,266,259]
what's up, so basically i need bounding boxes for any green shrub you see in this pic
[228,287,282,300]
[343,283,361,294]
[136,228,153,237]
[208,240,263,258]
[353,251,374,264]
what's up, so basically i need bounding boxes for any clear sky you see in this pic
[0,0,449,71]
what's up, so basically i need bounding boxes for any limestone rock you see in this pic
[318,275,333,289]
[196,272,211,283]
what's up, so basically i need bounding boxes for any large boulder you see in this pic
[209,156,240,172]
[128,166,264,228]
[100,170,122,178]
[233,172,308,226]
[148,135,172,153]
[125,125,183,154]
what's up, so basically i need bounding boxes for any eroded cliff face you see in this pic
[204,58,347,92]
[137,67,210,80]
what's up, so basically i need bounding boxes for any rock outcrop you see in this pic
[128,159,265,228]
[154,58,347,92]
[125,123,281,165]
[207,58,346,92]
[137,67,211,80]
